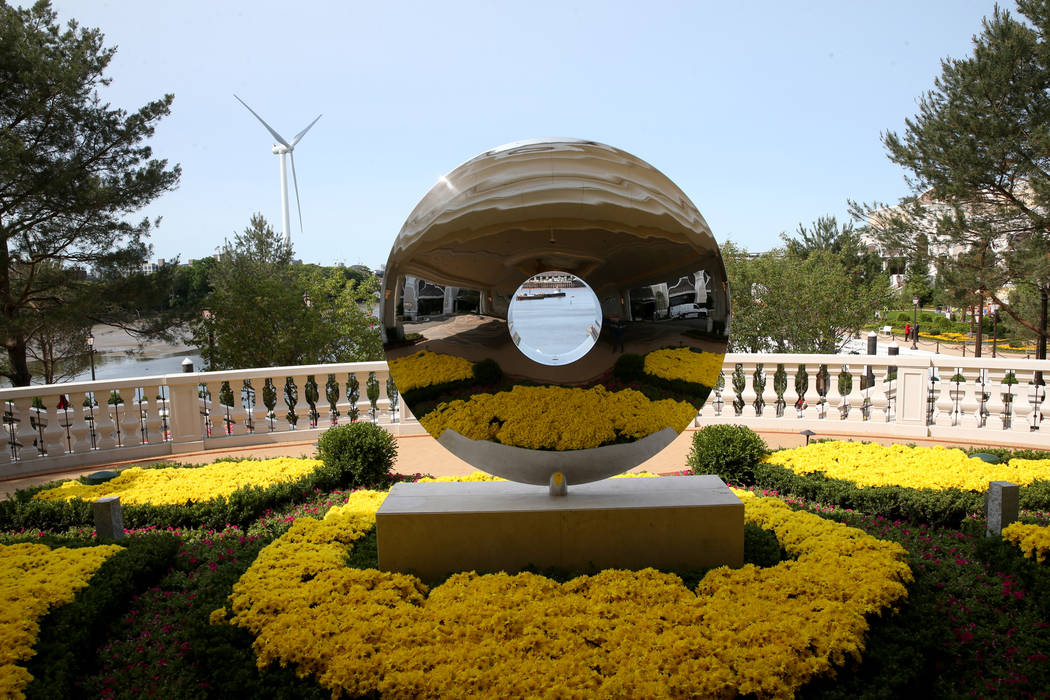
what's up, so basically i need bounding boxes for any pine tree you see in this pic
[852,1,1050,362]
[0,1,180,384]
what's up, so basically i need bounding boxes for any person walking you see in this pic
[905,321,911,340]
[608,315,626,353]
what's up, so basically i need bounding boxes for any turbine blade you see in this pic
[233,94,290,147]
[290,151,304,232]
[290,114,322,147]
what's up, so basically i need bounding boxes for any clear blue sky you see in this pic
[43,0,1011,268]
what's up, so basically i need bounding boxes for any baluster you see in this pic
[39,397,66,455]
[69,392,93,453]
[119,391,141,446]
[958,372,982,430]
[870,366,890,423]
[203,381,225,436]
[12,399,40,460]
[227,381,249,436]
[735,362,755,418]
[249,380,269,432]
[1011,379,1034,434]
[782,366,798,419]
[93,394,118,449]
[826,366,846,420]
[1035,382,1047,431]
[931,365,953,427]
[844,362,866,422]
[983,369,1007,432]
[283,376,303,430]
[142,386,164,444]
[803,364,822,421]
[760,365,778,418]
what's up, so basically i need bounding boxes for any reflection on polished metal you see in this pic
[382,138,729,486]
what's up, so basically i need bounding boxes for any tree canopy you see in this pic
[193,215,382,370]
[723,238,888,354]
[851,0,1050,360]
[0,0,180,385]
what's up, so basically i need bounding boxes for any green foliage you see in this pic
[686,425,768,484]
[854,1,1050,357]
[0,460,366,532]
[316,422,398,489]
[612,353,645,381]
[192,214,382,370]
[472,357,503,385]
[743,522,785,567]
[897,312,911,322]
[0,1,182,386]
[722,242,889,353]
[23,535,180,699]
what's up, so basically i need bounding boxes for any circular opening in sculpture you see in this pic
[507,272,601,366]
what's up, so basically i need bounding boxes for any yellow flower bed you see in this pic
[34,458,323,505]
[219,483,911,698]
[0,543,122,699]
[388,349,475,392]
[765,442,1050,492]
[420,385,696,450]
[644,347,724,388]
[1001,522,1050,563]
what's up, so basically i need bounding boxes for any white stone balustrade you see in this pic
[1,354,1046,479]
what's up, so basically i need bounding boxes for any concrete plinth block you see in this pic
[377,475,743,581]
[986,481,1019,537]
[93,496,125,539]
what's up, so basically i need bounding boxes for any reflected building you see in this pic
[381,138,730,485]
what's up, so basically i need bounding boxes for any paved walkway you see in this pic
[1,425,1032,500]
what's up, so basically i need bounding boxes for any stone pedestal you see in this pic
[92,496,125,540]
[376,475,743,580]
[986,480,1019,537]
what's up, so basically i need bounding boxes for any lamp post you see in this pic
[991,302,1000,358]
[911,296,919,350]
[86,334,96,381]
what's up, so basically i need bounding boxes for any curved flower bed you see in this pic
[1001,522,1050,563]
[34,458,323,505]
[419,385,696,450]
[644,347,724,388]
[218,484,911,698]
[765,442,1050,492]
[0,542,122,698]
[388,349,475,392]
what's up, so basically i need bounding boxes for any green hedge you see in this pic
[23,535,180,699]
[0,449,398,532]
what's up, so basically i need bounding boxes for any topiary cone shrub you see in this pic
[316,422,398,489]
[687,424,768,485]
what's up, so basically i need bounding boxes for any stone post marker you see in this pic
[93,496,125,539]
[985,481,1018,537]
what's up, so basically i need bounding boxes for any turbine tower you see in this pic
[234,95,322,247]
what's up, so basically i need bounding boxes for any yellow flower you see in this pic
[0,543,121,698]
[222,479,911,698]
[420,385,696,450]
[34,458,322,505]
[765,442,1050,492]
[388,349,475,392]
[1001,522,1050,563]
[643,348,724,388]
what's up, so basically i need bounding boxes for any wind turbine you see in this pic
[234,95,322,247]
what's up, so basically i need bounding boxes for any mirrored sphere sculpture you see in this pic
[382,138,729,485]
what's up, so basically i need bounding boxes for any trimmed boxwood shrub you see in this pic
[613,352,645,381]
[22,535,180,699]
[687,424,768,484]
[316,421,398,489]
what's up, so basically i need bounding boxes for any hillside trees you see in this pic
[0,1,180,385]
